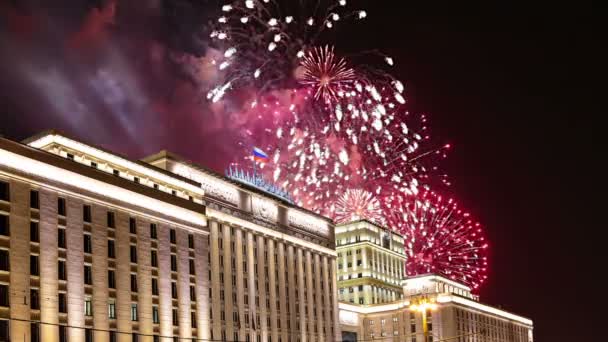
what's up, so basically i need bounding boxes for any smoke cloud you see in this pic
[0,0,256,170]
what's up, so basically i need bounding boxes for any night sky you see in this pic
[0,1,598,341]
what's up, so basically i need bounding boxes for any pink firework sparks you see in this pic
[335,189,384,224]
[396,190,489,291]
[299,45,355,104]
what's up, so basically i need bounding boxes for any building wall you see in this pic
[341,305,533,342]
[205,219,339,342]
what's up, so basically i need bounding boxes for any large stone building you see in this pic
[336,223,534,342]
[0,131,340,342]
[335,220,407,305]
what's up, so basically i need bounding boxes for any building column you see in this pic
[246,231,257,342]
[136,217,153,342]
[115,212,132,342]
[314,254,323,342]
[91,203,109,342]
[330,257,341,342]
[209,221,221,341]
[157,224,173,341]
[39,189,59,341]
[194,229,210,341]
[256,235,268,342]
[234,228,245,341]
[267,239,278,342]
[322,256,331,342]
[8,181,31,342]
[286,245,297,342]
[305,251,315,342]
[277,242,288,342]
[296,248,306,342]
[66,197,85,342]
[222,225,234,341]
[177,228,192,339]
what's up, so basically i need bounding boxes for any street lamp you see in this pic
[410,299,438,342]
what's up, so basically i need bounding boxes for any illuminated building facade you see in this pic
[0,131,339,342]
[335,220,406,305]
[339,274,534,342]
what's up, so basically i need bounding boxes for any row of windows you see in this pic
[0,318,193,342]
[60,152,202,205]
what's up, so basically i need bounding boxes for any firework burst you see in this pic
[209,0,450,219]
[334,189,384,224]
[298,45,355,104]
[396,191,489,290]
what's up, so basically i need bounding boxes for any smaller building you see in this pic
[339,274,533,342]
[336,220,407,305]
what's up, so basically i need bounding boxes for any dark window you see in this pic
[151,250,158,267]
[30,222,39,242]
[0,215,8,236]
[153,336,159,342]
[189,259,195,275]
[131,304,138,321]
[129,217,137,234]
[172,308,179,326]
[150,224,157,239]
[66,153,74,161]
[191,312,197,328]
[130,274,138,292]
[110,331,117,342]
[132,333,138,342]
[30,190,39,209]
[171,282,178,299]
[58,197,66,216]
[58,260,67,280]
[189,196,193,201]
[170,229,176,244]
[188,234,194,248]
[30,255,39,276]
[85,328,93,342]
[107,211,115,228]
[170,255,177,272]
[84,234,92,253]
[108,270,116,288]
[134,177,140,184]
[91,161,98,169]
[84,265,93,285]
[59,293,67,313]
[108,240,116,258]
[0,250,9,271]
[31,323,40,342]
[0,181,9,201]
[152,278,159,295]
[171,190,177,196]
[59,325,67,342]
[152,306,160,323]
[113,169,120,177]
[130,245,138,263]
[58,229,66,248]
[190,285,196,301]
[83,205,92,223]
[0,285,9,306]
[153,183,159,190]
[30,289,40,309]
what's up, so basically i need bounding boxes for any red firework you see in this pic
[298,45,356,104]
[395,191,489,291]
[334,189,384,225]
